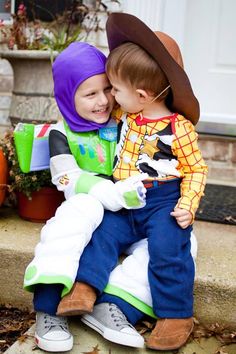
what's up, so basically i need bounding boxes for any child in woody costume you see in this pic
[59,13,208,351]
[23,41,148,352]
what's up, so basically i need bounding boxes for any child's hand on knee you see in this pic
[170,208,192,229]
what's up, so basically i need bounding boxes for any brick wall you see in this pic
[198,135,236,185]
[0,58,13,136]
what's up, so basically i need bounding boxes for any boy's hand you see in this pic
[170,208,192,229]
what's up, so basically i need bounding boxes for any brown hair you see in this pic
[106,42,169,100]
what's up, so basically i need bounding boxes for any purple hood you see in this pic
[53,42,108,132]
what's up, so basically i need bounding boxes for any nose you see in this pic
[111,87,116,96]
[98,92,109,105]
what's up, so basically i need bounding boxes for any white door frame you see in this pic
[122,0,187,50]
[122,0,236,136]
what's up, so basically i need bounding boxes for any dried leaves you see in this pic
[1,306,235,354]
[0,305,35,353]
[135,319,155,335]
[190,318,236,345]
[135,316,236,353]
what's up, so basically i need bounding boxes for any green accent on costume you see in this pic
[64,121,117,176]
[123,190,141,207]
[14,123,34,173]
[75,172,103,194]
[24,274,73,297]
[104,284,157,319]
[24,265,37,281]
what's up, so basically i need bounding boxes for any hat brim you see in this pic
[106,13,199,125]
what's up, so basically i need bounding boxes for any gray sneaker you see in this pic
[35,312,73,352]
[81,303,144,348]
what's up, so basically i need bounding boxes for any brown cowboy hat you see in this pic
[106,13,199,125]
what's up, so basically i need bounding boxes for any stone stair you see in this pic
[1,206,236,353]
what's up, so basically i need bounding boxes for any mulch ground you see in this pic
[0,305,35,353]
[0,305,235,354]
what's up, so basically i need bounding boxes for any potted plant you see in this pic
[0,147,8,206]
[0,130,64,222]
[0,0,118,124]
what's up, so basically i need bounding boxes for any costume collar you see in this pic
[135,113,177,126]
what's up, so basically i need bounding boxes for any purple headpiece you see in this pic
[53,42,108,132]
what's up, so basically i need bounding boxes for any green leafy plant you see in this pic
[0,130,53,199]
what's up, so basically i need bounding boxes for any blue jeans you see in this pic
[76,180,194,318]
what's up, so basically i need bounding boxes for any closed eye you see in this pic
[104,85,112,93]
[85,92,96,97]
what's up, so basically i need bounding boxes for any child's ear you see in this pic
[136,89,151,103]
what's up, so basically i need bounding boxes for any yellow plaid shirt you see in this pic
[112,109,208,220]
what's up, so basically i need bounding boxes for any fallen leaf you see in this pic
[0,305,36,353]
[32,345,39,350]
[216,331,236,345]
[135,319,155,335]
[142,320,155,329]
[18,333,34,344]
[224,215,236,223]
[191,320,236,345]
[214,347,229,354]
[193,317,200,325]
[82,344,100,354]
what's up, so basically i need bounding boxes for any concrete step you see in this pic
[1,206,236,354]
[4,321,236,354]
[0,207,236,328]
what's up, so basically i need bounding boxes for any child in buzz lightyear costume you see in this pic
[23,42,148,352]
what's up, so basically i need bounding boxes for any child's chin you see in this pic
[94,116,110,124]
[120,105,128,112]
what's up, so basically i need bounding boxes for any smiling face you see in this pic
[74,73,115,124]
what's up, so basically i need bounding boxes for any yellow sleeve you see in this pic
[172,117,208,221]
[111,106,124,123]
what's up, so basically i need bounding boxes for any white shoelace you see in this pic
[109,303,134,329]
[43,314,68,331]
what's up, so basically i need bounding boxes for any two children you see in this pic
[59,13,208,351]
[24,11,207,352]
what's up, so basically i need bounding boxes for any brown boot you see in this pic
[146,317,193,351]
[56,282,97,316]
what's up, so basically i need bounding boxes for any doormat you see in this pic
[195,184,236,225]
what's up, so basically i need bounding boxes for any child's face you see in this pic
[109,76,144,113]
[74,73,115,123]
